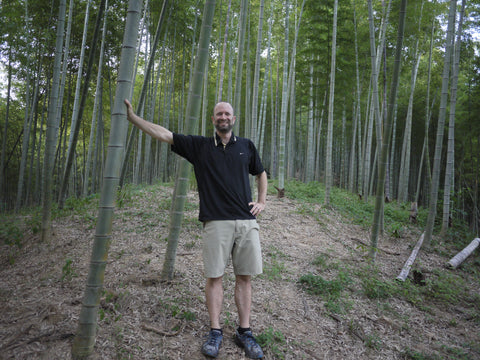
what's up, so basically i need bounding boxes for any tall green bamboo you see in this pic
[286,0,305,180]
[40,0,67,241]
[134,29,149,185]
[369,0,407,262]
[425,0,457,246]
[415,7,437,203]
[0,47,12,209]
[306,60,315,182]
[441,0,465,236]
[233,0,247,134]
[257,8,273,154]
[250,0,265,146]
[398,51,421,203]
[84,1,108,196]
[71,1,143,357]
[363,0,391,202]
[58,0,107,208]
[14,0,33,212]
[398,1,424,203]
[277,0,289,195]
[68,0,91,148]
[119,0,168,188]
[216,0,232,103]
[161,0,217,281]
[325,0,338,206]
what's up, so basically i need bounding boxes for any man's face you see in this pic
[212,102,236,134]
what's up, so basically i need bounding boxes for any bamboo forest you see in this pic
[1,0,480,359]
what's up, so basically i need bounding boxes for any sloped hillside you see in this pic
[1,183,479,359]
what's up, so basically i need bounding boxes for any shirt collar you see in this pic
[214,132,237,147]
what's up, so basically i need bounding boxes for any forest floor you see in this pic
[1,182,479,360]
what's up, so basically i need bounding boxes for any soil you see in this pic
[1,185,479,360]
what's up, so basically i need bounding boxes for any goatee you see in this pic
[215,123,233,133]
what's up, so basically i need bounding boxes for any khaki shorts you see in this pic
[202,220,263,278]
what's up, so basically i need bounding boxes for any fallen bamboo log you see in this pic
[447,238,480,269]
[396,232,425,282]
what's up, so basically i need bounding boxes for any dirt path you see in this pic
[0,186,479,359]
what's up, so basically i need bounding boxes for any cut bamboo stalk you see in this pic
[447,238,480,269]
[396,232,425,282]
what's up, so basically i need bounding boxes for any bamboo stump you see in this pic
[447,238,480,269]
[396,232,425,282]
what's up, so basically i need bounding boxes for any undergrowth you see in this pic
[279,179,428,231]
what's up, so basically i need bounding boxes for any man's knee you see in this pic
[206,276,223,287]
[235,275,251,286]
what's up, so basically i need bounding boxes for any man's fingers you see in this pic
[248,202,265,216]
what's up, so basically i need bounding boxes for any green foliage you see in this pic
[364,331,382,350]
[262,246,289,281]
[263,258,287,281]
[179,310,196,321]
[301,251,353,313]
[360,275,395,300]
[402,347,441,360]
[439,343,473,360]
[117,185,134,209]
[425,270,472,306]
[0,218,23,264]
[393,279,424,306]
[256,327,287,359]
[157,297,196,322]
[281,180,432,234]
[299,271,351,301]
[389,222,406,238]
[312,253,329,269]
[100,289,129,324]
[0,218,22,248]
[64,194,99,211]
[283,180,325,202]
[24,209,42,234]
[61,258,78,281]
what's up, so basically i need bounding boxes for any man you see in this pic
[124,99,267,359]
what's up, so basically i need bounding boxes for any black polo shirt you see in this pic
[171,132,265,222]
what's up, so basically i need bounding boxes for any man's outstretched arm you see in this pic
[124,99,174,144]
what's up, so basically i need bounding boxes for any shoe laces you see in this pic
[207,331,222,346]
[241,332,257,347]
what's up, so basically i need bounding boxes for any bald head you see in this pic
[212,102,236,134]
[213,102,234,116]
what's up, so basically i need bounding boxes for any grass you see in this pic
[277,179,429,230]
[276,179,479,317]
[262,246,289,281]
[256,327,287,359]
[60,258,78,281]
[299,270,353,314]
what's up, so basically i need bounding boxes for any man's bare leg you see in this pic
[205,276,224,329]
[235,275,252,328]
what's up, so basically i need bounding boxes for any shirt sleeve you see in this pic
[171,133,197,164]
[248,140,265,176]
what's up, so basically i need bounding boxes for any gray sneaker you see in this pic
[201,329,223,358]
[234,329,264,359]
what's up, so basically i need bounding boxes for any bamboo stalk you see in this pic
[396,232,425,282]
[447,238,480,269]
